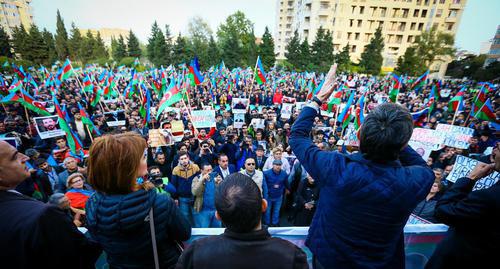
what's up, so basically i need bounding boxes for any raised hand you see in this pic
[316,64,338,103]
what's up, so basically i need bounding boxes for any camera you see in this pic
[148,171,163,186]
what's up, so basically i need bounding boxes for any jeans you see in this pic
[178,197,194,226]
[194,210,221,228]
[264,197,283,225]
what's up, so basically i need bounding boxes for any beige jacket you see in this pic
[239,170,264,194]
[192,173,220,213]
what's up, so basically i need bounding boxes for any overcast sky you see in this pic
[32,0,499,54]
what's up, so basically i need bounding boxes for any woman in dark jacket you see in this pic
[411,179,443,223]
[85,132,191,269]
[294,174,320,226]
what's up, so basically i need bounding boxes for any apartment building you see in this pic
[275,0,467,75]
[0,0,33,35]
[484,25,500,67]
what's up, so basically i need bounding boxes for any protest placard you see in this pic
[148,129,173,147]
[191,110,216,129]
[344,123,360,147]
[282,96,296,104]
[34,116,65,139]
[281,103,294,119]
[170,120,185,142]
[446,155,499,191]
[409,128,444,160]
[104,110,126,127]
[231,98,248,113]
[233,113,245,129]
[250,118,265,130]
[436,124,474,149]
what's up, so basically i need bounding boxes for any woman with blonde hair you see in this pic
[85,132,191,269]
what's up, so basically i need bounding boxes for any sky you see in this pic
[32,0,499,54]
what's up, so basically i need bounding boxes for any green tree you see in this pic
[413,26,455,71]
[54,10,69,60]
[298,38,311,71]
[285,30,301,69]
[206,35,220,67]
[11,25,29,59]
[0,26,13,58]
[310,27,334,73]
[127,30,141,58]
[187,16,212,68]
[25,24,47,64]
[258,27,275,69]
[221,30,241,69]
[336,44,351,73]
[243,29,258,67]
[359,27,384,75]
[93,31,108,59]
[217,11,254,66]
[172,33,191,65]
[80,31,96,63]
[164,25,173,65]
[42,29,57,65]
[446,54,487,79]
[395,47,423,76]
[473,60,500,81]
[112,34,127,61]
[153,29,168,66]
[147,21,161,63]
[68,23,83,61]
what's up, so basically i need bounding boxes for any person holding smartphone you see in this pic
[191,163,222,228]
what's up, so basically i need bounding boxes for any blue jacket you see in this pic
[263,169,289,200]
[85,189,191,269]
[289,106,434,268]
[213,164,237,179]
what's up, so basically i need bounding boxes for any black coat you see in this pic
[0,190,100,269]
[426,177,500,269]
[176,228,308,269]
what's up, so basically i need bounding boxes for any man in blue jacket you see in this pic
[289,65,435,269]
[263,159,290,226]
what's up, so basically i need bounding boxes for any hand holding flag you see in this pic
[316,64,338,103]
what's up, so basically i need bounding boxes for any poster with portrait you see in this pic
[409,128,444,161]
[250,118,265,130]
[233,113,245,129]
[148,129,173,147]
[231,98,249,114]
[104,110,126,127]
[34,116,65,139]
[170,120,185,142]
[281,103,294,119]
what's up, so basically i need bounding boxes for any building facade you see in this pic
[275,0,466,75]
[0,0,33,35]
[484,25,500,67]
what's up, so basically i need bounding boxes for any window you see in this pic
[418,23,424,30]
[357,20,362,27]
[452,0,461,3]
[365,33,371,42]
[399,22,406,31]
[352,5,356,14]
[359,6,365,14]
[347,32,352,40]
[402,9,409,18]
[413,9,420,17]
[355,33,360,40]
[440,0,445,3]
[407,35,414,42]
[371,6,377,16]
[436,9,442,17]
[421,10,427,17]
[392,8,399,18]
[351,45,357,53]
[396,35,403,44]
[447,23,454,31]
[448,10,457,18]
[433,22,438,29]
[350,19,354,27]
[380,7,386,17]
[410,22,416,30]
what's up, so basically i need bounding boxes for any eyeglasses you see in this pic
[71,179,83,184]
[246,163,255,166]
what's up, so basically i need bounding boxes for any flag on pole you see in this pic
[254,56,267,85]
[8,79,22,92]
[338,91,355,125]
[411,107,430,127]
[474,98,496,122]
[78,102,101,136]
[448,87,466,112]
[188,58,204,86]
[58,59,74,81]
[410,70,429,93]
[389,73,401,103]
[53,95,83,155]
[156,79,183,119]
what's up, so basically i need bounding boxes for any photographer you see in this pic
[191,163,222,228]
[194,141,218,167]
[148,166,176,196]
[236,135,256,170]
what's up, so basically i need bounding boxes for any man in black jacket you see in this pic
[176,173,308,269]
[426,142,500,269]
[0,141,100,269]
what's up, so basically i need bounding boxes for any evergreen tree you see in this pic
[164,25,173,65]
[322,30,334,71]
[127,30,141,58]
[112,34,127,61]
[80,31,96,63]
[310,27,334,73]
[394,47,422,75]
[359,28,384,75]
[172,33,190,65]
[285,30,301,69]
[221,30,241,69]
[0,26,13,58]
[54,10,69,60]
[207,35,220,67]
[42,29,57,65]
[93,31,108,59]
[243,29,258,67]
[336,44,351,72]
[259,27,275,69]
[11,25,29,59]
[147,21,160,63]
[68,23,83,61]
[26,24,47,64]
[217,11,254,66]
[298,38,311,71]
[153,29,167,66]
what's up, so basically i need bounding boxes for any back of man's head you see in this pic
[215,173,262,233]
[359,103,413,161]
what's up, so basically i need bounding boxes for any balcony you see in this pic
[318,8,330,16]
[445,16,457,23]
[449,3,463,10]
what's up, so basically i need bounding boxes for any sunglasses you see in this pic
[246,163,255,166]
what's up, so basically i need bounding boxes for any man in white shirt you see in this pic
[214,154,236,180]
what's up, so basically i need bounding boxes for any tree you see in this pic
[395,47,424,76]
[80,31,96,63]
[187,16,212,68]
[42,29,57,65]
[259,27,275,69]
[217,11,254,67]
[127,30,141,58]
[413,26,455,71]
[298,38,311,71]
[153,28,168,66]
[11,25,29,59]
[446,54,487,79]
[206,35,220,67]
[93,31,108,59]
[359,27,384,75]
[473,60,500,81]
[54,10,69,60]
[172,33,191,65]
[243,29,258,67]
[68,23,83,61]
[147,21,161,63]
[112,34,127,61]
[0,26,13,58]
[221,30,241,69]
[336,44,351,73]
[285,30,301,69]
[310,27,334,73]
[25,24,47,64]
[164,25,173,65]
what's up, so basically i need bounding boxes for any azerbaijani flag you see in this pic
[0,90,51,116]
[322,91,343,113]
[389,73,401,103]
[307,79,324,100]
[410,70,429,93]
[59,59,74,81]
[90,87,102,107]
[156,79,183,119]
[78,102,101,136]
[189,58,204,86]
[53,95,83,155]
[338,91,355,126]
[8,79,22,92]
[474,98,496,122]
[82,75,93,93]
[254,56,266,85]
[448,87,466,112]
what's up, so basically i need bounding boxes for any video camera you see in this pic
[148,171,163,186]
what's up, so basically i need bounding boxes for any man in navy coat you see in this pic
[213,153,237,180]
[289,65,435,269]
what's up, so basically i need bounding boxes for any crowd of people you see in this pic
[0,61,499,268]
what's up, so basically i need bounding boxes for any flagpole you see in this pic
[464,86,481,125]
[451,107,459,126]
[19,91,33,136]
[86,125,94,142]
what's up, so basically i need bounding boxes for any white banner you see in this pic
[446,155,499,191]
[191,110,216,129]
[436,124,474,149]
